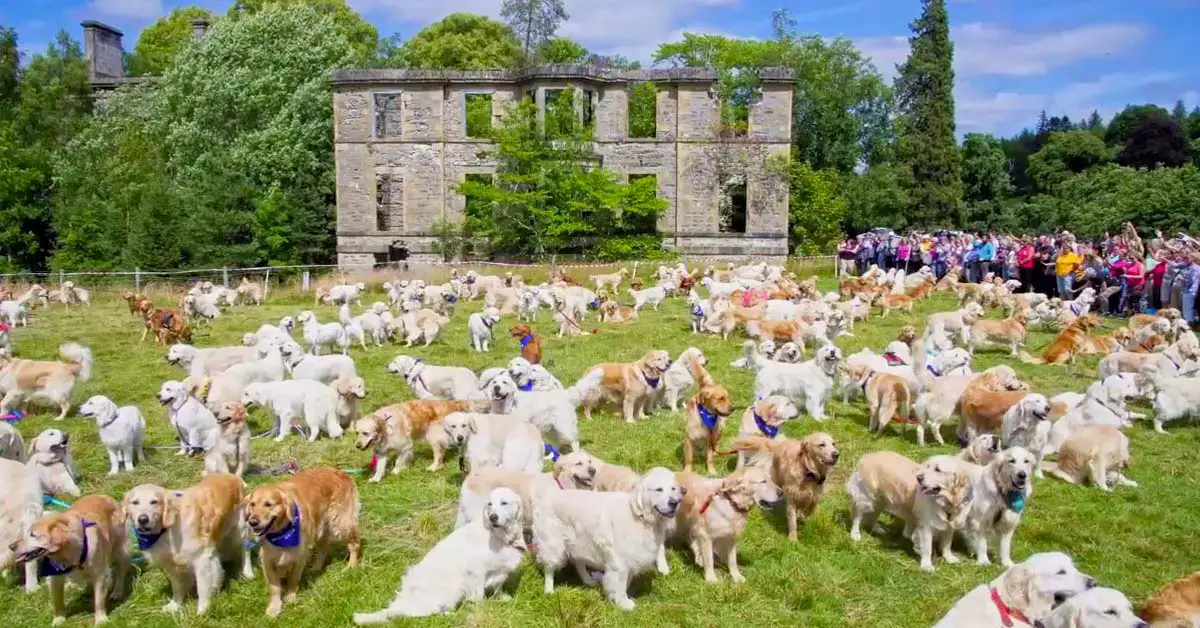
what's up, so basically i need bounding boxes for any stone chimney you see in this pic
[191,18,210,40]
[81,20,124,83]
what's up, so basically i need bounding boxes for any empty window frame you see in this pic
[720,182,747,233]
[465,93,493,138]
[373,93,402,138]
[627,82,657,138]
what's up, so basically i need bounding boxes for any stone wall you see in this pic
[332,65,794,267]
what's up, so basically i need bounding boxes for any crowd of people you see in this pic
[838,222,1200,322]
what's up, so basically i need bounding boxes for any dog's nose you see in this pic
[1017,471,1028,481]
[831,451,840,461]
[137,515,149,526]
[488,513,499,524]
[667,498,680,508]
[247,515,260,526]
[916,473,925,484]
[587,466,596,477]
[1085,577,1097,589]
[456,436,465,444]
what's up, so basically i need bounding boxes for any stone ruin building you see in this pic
[332,67,795,267]
[79,20,795,267]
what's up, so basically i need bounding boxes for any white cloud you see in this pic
[349,0,740,63]
[857,21,1149,80]
[86,0,165,21]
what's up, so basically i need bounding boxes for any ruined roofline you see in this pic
[331,64,794,87]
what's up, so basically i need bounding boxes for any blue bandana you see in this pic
[134,529,165,551]
[589,298,600,309]
[544,444,561,461]
[698,405,719,431]
[1004,490,1025,514]
[446,294,458,303]
[518,380,534,392]
[644,376,659,389]
[754,412,779,438]
[520,335,534,350]
[691,304,704,318]
[263,505,302,548]
[38,520,93,578]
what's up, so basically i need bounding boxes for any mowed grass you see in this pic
[3,278,1200,628]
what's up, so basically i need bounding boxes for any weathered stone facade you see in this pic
[332,66,794,267]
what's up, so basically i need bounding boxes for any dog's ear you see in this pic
[161,489,180,529]
[761,400,779,424]
[628,476,652,522]
[467,415,478,434]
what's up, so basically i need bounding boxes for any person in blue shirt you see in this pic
[856,236,875,275]
[978,236,995,281]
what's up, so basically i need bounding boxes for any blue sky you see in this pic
[3,0,1197,135]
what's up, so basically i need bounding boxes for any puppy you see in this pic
[123,475,253,615]
[206,403,250,478]
[734,396,800,469]
[244,468,361,617]
[26,429,81,497]
[670,467,783,583]
[932,552,1097,627]
[576,349,671,422]
[1046,425,1136,491]
[532,467,681,610]
[467,307,502,352]
[12,494,129,625]
[510,323,542,365]
[732,432,839,540]
[78,395,145,476]
[1142,571,1200,626]
[353,488,526,622]
[0,343,93,420]
[845,452,973,571]
[682,359,733,475]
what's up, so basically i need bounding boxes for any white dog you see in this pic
[0,421,23,461]
[1042,587,1144,628]
[24,429,81,497]
[999,393,1052,477]
[78,395,146,475]
[280,341,356,384]
[387,355,479,400]
[932,552,1096,628]
[468,307,502,352]
[241,380,343,442]
[296,310,350,355]
[352,487,526,622]
[959,446,1037,567]
[657,347,705,411]
[629,286,667,312]
[753,344,842,421]
[1141,363,1200,433]
[0,457,47,592]
[158,380,219,454]
[482,372,581,451]
[442,412,545,474]
[532,467,682,610]
[166,344,260,379]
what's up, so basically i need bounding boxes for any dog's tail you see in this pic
[1017,350,1046,365]
[721,434,775,457]
[567,368,604,408]
[59,343,93,381]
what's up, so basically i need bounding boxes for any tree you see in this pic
[627,81,657,138]
[1105,104,1169,147]
[537,37,587,64]
[1027,130,1112,192]
[393,13,520,70]
[501,0,568,61]
[456,98,667,259]
[1082,109,1106,136]
[1171,99,1188,127]
[784,160,846,254]
[129,6,215,76]
[229,0,376,63]
[960,133,1012,203]
[840,163,910,233]
[893,0,962,226]
[1116,112,1190,169]
[1025,164,1200,237]
[0,26,18,109]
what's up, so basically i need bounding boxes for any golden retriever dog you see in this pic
[1080,326,1132,355]
[205,403,250,478]
[1019,314,1102,365]
[0,343,93,420]
[744,318,806,347]
[123,475,253,615]
[906,278,936,300]
[11,494,129,625]
[1130,307,1182,332]
[243,467,361,617]
[731,432,839,540]
[846,452,974,571]
[598,299,638,323]
[733,396,800,469]
[577,349,671,422]
[845,363,912,437]
[1141,571,1200,626]
[1046,425,1136,491]
[1128,318,1172,353]
[956,368,1031,442]
[361,399,479,472]
[871,290,915,317]
[454,450,600,528]
[934,267,961,292]
[968,311,1028,357]
[670,467,783,583]
[591,455,642,492]
[682,359,734,475]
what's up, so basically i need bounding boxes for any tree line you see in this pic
[1,0,1197,271]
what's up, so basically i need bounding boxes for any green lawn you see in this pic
[3,276,1199,628]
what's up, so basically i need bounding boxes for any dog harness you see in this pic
[698,490,750,515]
[804,471,827,485]
[405,360,432,396]
[1068,301,1083,317]
[859,370,876,391]
[989,587,1040,627]
[135,528,165,550]
[753,410,779,438]
[543,443,561,462]
[589,298,600,309]
[520,335,535,351]
[263,505,302,548]
[698,405,719,431]
[691,303,704,319]
[882,352,906,366]
[38,520,94,578]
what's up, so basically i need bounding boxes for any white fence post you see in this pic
[222,267,229,288]
[263,269,270,302]
[134,267,141,293]
[58,269,64,288]
[302,271,310,292]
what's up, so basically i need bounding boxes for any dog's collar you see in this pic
[753,411,779,438]
[926,363,943,377]
[543,443,560,462]
[698,405,720,431]
[38,519,93,578]
[641,369,660,389]
[520,335,535,350]
[405,362,430,394]
[518,380,534,392]
[859,370,876,390]
[804,471,826,485]
[482,316,496,328]
[262,505,302,548]
[1165,353,1182,371]
[990,587,1042,628]
[699,490,751,516]
[97,410,121,429]
[691,303,704,318]
[883,352,906,366]
[1068,301,1083,317]
[134,528,165,550]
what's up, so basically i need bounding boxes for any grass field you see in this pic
[2,275,1199,628]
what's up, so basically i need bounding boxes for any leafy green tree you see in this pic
[1116,112,1190,169]
[1188,106,1200,140]
[1027,130,1112,192]
[840,163,910,233]
[893,0,962,226]
[0,26,18,109]
[1105,104,1169,147]
[655,34,768,135]
[129,6,215,76]
[537,37,587,63]
[785,160,846,254]
[960,133,1012,203]
[393,13,520,70]
[501,0,568,61]
[229,0,376,63]
[627,81,657,138]
[457,98,667,259]
[1082,109,1106,136]
[1026,164,1200,237]
[1171,99,1188,127]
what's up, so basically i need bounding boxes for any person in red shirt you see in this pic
[1016,239,1035,293]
